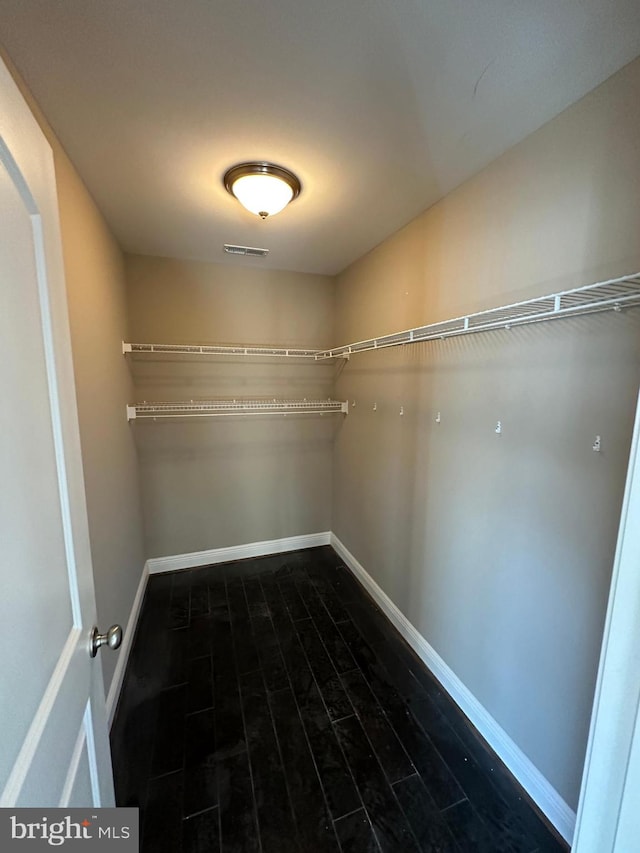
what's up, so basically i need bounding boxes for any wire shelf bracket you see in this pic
[127,399,349,421]
[313,272,640,360]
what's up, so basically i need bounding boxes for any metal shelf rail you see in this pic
[313,272,640,360]
[127,398,349,420]
[123,342,326,359]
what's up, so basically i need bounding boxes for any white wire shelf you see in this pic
[123,341,329,359]
[127,398,349,420]
[314,272,640,360]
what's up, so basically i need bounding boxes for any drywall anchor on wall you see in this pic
[400,406,404,416]
[495,421,502,435]
[373,402,377,411]
[593,435,602,452]
[435,411,441,423]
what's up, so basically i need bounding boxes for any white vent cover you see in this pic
[223,243,269,258]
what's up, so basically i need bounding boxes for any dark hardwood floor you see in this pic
[110,546,568,852]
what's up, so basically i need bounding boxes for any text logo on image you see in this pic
[0,809,138,849]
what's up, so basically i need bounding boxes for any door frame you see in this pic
[573,387,640,851]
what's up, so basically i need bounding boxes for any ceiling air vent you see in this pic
[223,243,269,258]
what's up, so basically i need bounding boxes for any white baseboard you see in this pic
[330,533,576,845]
[146,531,332,574]
[106,563,149,728]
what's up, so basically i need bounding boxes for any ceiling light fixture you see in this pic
[223,162,301,220]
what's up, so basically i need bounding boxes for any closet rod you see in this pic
[123,342,326,359]
[314,272,640,360]
[127,399,349,421]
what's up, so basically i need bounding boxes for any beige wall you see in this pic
[2,50,146,695]
[125,255,336,556]
[333,57,640,810]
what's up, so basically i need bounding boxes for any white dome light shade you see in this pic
[232,173,293,218]
[224,163,301,219]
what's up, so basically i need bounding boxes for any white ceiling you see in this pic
[1,0,640,275]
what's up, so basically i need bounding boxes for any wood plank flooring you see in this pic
[110,546,568,852]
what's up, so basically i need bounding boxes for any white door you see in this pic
[0,58,115,806]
